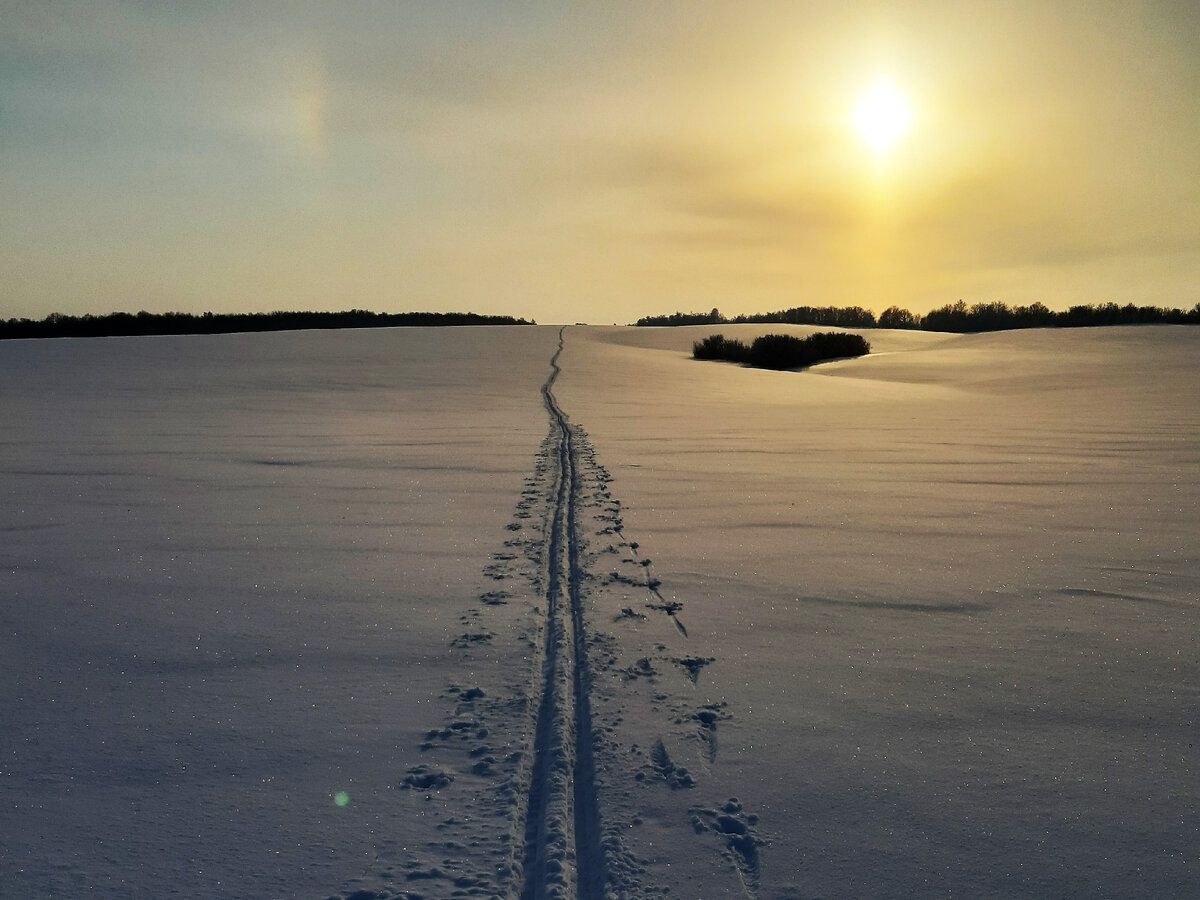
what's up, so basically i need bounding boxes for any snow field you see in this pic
[2,323,1196,898]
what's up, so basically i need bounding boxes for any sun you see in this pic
[853,79,912,151]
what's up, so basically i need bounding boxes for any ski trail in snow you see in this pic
[517,326,606,900]
[511,328,764,900]
[327,328,763,900]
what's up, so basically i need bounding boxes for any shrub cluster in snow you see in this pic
[693,332,871,370]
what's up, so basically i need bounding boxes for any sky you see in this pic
[3,1,1199,325]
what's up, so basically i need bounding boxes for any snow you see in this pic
[1,323,1196,898]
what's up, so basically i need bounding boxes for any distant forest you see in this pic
[634,301,1200,332]
[0,309,534,340]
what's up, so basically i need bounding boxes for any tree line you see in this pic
[0,309,534,340]
[636,301,1200,331]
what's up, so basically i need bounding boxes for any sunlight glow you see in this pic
[853,80,912,151]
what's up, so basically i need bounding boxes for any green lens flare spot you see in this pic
[333,791,351,808]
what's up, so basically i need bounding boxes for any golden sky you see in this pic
[3,1,1198,323]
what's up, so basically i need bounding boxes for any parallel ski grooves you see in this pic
[562,353,604,900]
[519,327,605,900]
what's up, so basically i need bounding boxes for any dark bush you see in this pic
[749,332,870,369]
[694,331,870,370]
[747,334,806,369]
[692,334,749,362]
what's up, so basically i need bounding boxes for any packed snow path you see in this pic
[518,327,606,899]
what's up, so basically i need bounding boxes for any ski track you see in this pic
[518,328,604,900]
[327,328,762,900]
